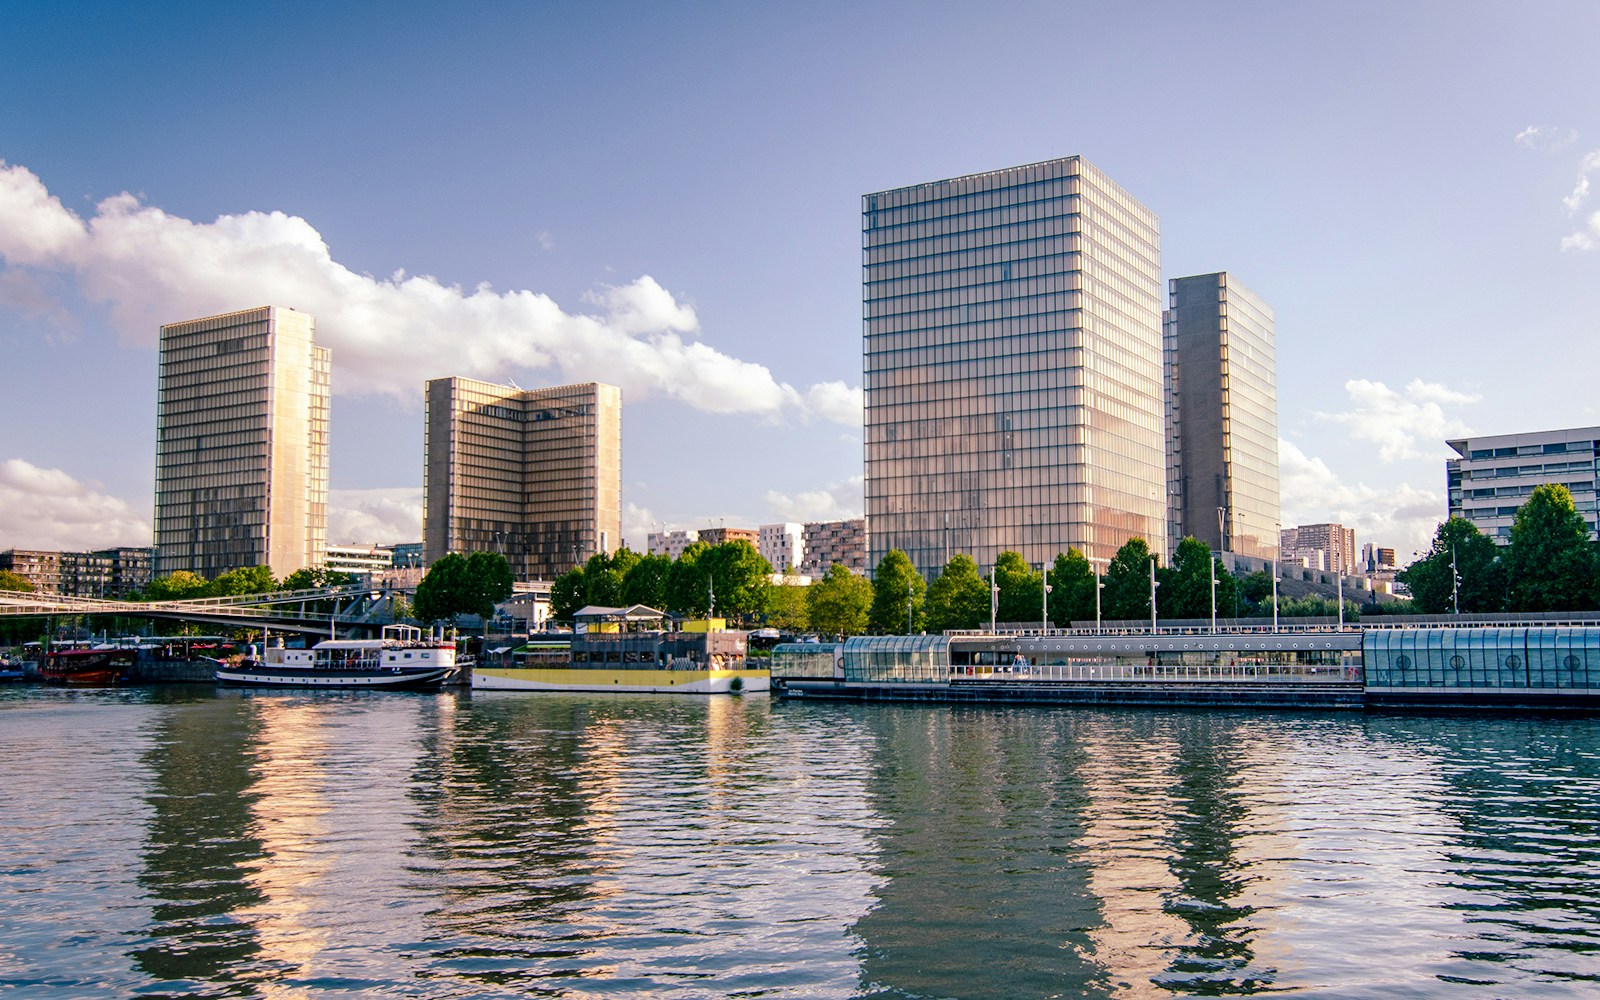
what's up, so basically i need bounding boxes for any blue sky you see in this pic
[2,2,1597,562]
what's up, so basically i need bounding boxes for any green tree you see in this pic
[990,550,1043,626]
[924,554,990,632]
[1046,549,1096,627]
[1239,570,1274,606]
[765,579,811,632]
[413,551,514,622]
[144,571,211,601]
[806,563,871,638]
[869,549,925,634]
[0,570,34,592]
[1158,537,1237,621]
[1162,537,1212,620]
[279,567,353,591]
[666,541,712,616]
[621,552,672,608]
[1103,537,1158,622]
[1506,483,1600,612]
[209,565,277,597]
[550,567,586,623]
[580,550,629,608]
[1398,516,1504,614]
[1279,594,1361,620]
[703,541,772,625]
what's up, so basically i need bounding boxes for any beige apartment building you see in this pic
[424,377,621,581]
[154,306,329,580]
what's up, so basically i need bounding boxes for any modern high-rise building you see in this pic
[863,156,1166,579]
[154,306,329,580]
[1163,272,1279,560]
[1447,426,1600,543]
[424,377,621,580]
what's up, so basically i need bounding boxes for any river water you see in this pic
[2,687,1598,999]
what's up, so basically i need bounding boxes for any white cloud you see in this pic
[1317,377,1479,462]
[1562,149,1600,213]
[0,458,151,551]
[536,230,555,251]
[620,501,659,553]
[1515,124,1578,152]
[0,158,861,424]
[802,381,865,427]
[327,487,423,545]
[1279,440,1443,558]
[1561,209,1600,252]
[765,474,864,524]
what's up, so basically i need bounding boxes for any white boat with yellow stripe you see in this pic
[471,605,769,695]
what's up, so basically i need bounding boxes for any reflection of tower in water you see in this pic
[850,709,1111,997]
[130,697,270,984]
[236,699,339,980]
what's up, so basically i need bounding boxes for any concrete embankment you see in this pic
[777,679,1366,710]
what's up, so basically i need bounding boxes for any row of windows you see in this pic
[863,194,1083,244]
[1467,441,1596,460]
[1462,461,1596,479]
[864,173,1084,223]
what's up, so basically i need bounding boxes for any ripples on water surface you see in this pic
[1,687,1598,998]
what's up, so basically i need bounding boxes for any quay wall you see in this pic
[777,679,1366,711]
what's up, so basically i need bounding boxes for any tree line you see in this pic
[530,533,1361,640]
[1398,483,1600,614]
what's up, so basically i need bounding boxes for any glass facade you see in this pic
[1164,273,1279,559]
[864,157,1166,580]
[423,377,621,581]
[770,642,841,679]
[154,306,330,580]
[842,634,951,683]
[1364,627,1600,690]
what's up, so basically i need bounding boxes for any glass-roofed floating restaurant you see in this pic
[771,625,1600,709]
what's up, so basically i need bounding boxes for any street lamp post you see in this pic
[1214,506,1226,634]
[1149,557,1159,634]
[1210,554,1218,634]
[990,575,999,634]
[1451,543,1460,615]
[907,579,914,635]
[1041,561,1052,633]
[1272,522,1280,632]
[1088,556,1106,633]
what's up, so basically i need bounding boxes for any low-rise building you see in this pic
[1447,426,1600,543]
[0,547,153,597]
[325,544,394,576]
[648,529,701,561]
[699,526,758,548]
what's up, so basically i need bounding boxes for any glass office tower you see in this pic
[863,157,1166,579]
[424,377,621,580]
[154,306,330,580]
[1164,272,1279,560]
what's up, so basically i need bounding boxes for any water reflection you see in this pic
[412,693,883,996]
[130,694,268,988]
[7,687,1600,998]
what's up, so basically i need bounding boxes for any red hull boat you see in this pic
[41,648,137,686]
